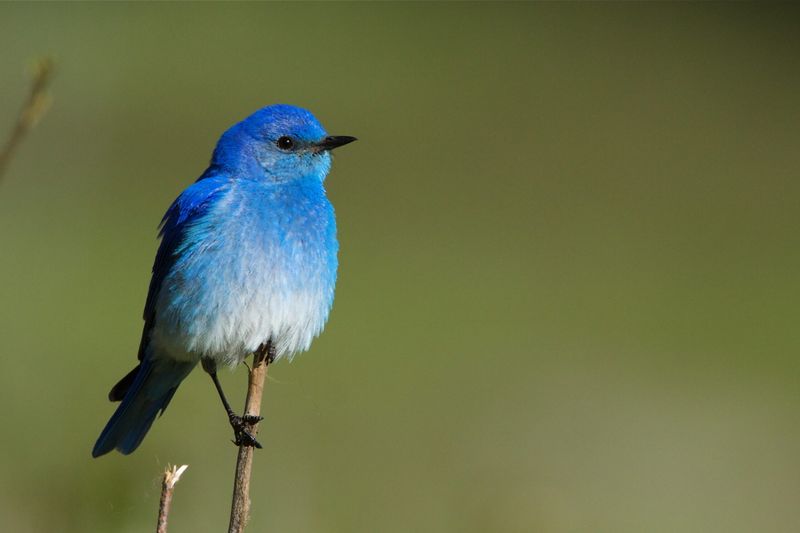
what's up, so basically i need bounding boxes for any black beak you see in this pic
[317,135,357,151]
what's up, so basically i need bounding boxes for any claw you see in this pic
[235,430,263,449]
[228,414,263,448]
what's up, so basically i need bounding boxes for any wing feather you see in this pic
[136,173,231,361]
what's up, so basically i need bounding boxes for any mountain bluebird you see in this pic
[92,104,355,457]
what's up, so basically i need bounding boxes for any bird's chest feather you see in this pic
[154,181,338,363]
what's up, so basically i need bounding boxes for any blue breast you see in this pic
[151,175,338,364]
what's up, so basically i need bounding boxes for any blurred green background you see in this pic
[1,3,799,532]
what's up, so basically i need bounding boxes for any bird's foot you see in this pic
[228,414,264,448]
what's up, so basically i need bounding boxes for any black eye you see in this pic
[276,136,294,150]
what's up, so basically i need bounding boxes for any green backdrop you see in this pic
[1,3,798,532]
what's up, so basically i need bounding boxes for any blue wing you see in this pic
[142,174,230,338]
[108,172,230,400]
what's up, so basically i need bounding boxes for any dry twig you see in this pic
[0,57,54,182]
[228,343,272,533]
[157,464,188,533]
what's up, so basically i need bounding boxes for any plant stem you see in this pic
[228,343,272,533]
[0,57,54,182]
[156,464,188,533]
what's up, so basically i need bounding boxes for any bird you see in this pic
[92,104,356,457]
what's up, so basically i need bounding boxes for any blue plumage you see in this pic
[93,105,355,457]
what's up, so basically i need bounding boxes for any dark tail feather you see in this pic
[108,364,139,401]
[92,358,196,457]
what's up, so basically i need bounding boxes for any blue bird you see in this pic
[92,104,355,457]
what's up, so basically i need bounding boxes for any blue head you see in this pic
[210,104,356,182]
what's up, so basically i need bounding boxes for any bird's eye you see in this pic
[276,136,295,150]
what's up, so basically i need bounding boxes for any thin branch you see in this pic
[0,57,55,182]
[228,343,272,533]
[156,464,189,533]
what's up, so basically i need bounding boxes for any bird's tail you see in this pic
[92,357,196,457]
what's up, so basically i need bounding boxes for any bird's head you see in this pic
[210,104,356,183]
